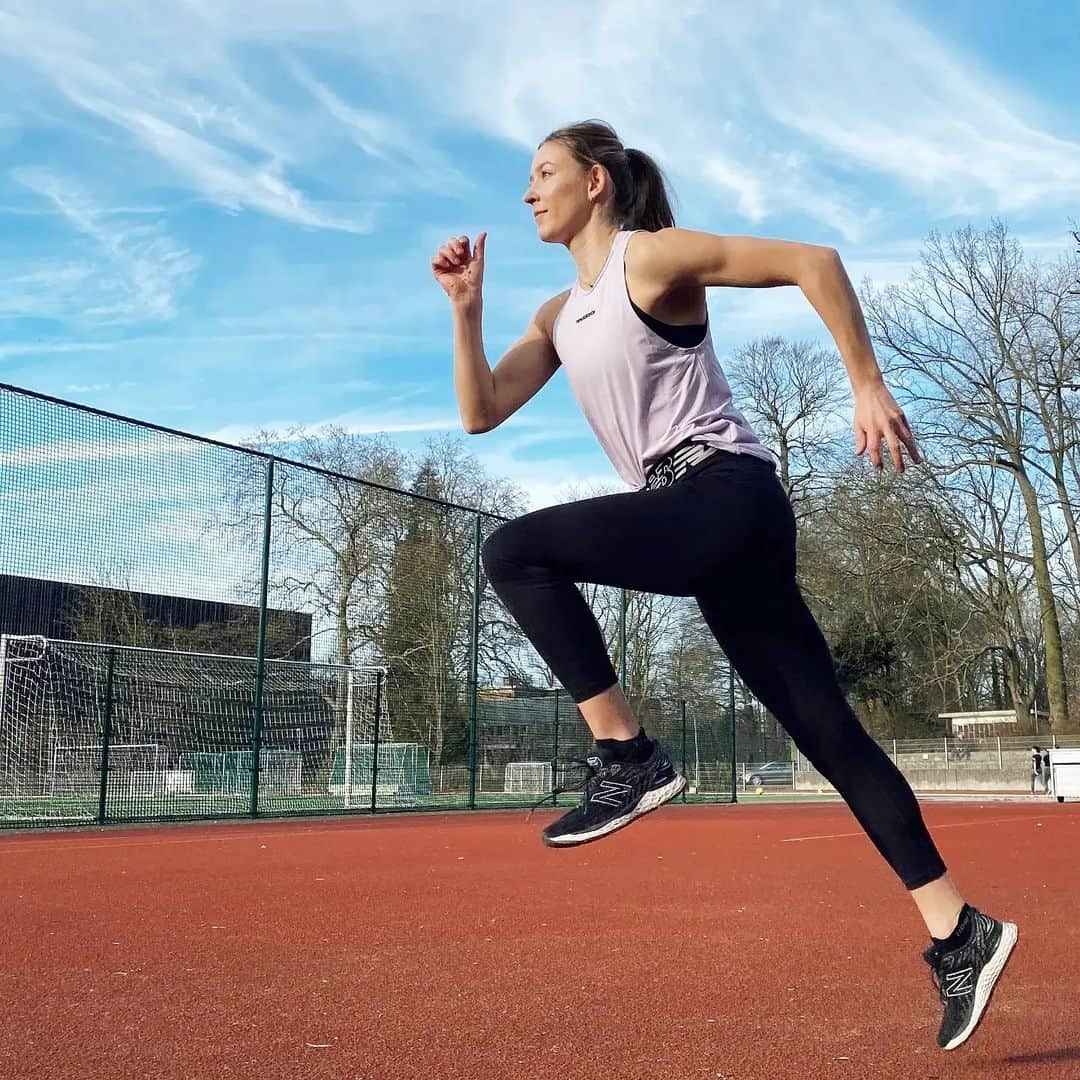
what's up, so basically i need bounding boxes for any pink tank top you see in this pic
[551,230,776,489]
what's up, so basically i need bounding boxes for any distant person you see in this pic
[1031,745,1044,795]
[1042,748,1052,794]
[432,118,1016,1052]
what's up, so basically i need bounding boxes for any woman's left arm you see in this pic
[632,228,922,473]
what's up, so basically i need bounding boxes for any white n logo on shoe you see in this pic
[590,780,632,807]
[944,967,974,997]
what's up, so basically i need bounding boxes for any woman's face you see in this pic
[522,140,604,243]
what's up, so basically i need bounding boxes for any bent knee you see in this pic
[481,520,529,581]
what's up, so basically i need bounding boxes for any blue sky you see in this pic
[2,0,1078,510]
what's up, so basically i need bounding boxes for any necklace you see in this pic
[579,231,620,291]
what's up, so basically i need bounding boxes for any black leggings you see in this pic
[481,449,946,891]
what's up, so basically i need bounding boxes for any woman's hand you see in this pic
[431,232,487,308]
[852,381,922,472]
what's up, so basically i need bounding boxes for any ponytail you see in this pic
[622,147,675,231]
[541,120,677,232]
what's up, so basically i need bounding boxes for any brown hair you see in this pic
[541,119,676,232]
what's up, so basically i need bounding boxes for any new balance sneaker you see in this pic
[539,739,686,847]
[922,906,1018,1050]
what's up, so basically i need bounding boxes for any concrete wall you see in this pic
[795,764,1049,794]
[788,744,1063,793]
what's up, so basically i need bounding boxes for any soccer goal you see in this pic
[176,749,303,797]
[0,634,391,822]
[328,741,430,807]
[47,741,163,800]
[504,762,554,795]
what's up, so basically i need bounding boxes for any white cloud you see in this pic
[204,410,467,446]
[287,59,470,199]
[7,168,199,322]
[738,4,1080,215]
[0,433,197,470]
[320,0,1078,237]
[0,3,381,232]
[4,1,1075,244]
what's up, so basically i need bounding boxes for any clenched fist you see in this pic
[431,233,487,308]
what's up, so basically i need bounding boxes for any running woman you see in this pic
[430,119,1017,1051]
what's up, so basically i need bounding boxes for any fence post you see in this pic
[552,690,560,796]
[997,736,1003,770]
[97,647,117,825]
[0,636,7,789]
[370,670,382,813]
[467,514,482,810]
[681,700,688,803]
[892,739,898,765]
[944,737,949,770]
[728,661,737,803]
[250,459,275,818]
[344,668,354,810]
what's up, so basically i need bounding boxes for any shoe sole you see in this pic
[542,774,687,847]
[942,921,1019,1051]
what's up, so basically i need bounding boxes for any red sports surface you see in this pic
[1,802,1076,1079]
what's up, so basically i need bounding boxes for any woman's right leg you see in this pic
[689,463,949,897]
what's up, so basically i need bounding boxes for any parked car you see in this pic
[742,761,794,787]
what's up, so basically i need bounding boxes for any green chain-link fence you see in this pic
[0,384,756,828]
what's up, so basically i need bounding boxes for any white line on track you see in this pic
[782,814,1057,843]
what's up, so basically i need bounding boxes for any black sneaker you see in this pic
[538,740,686,847]
[922,907,1018,1050]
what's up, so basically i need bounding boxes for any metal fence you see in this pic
[0,384,748,829]
[788,734,1079,795]
[6,383,1060,831]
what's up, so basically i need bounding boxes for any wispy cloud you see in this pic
[744,5,1080,215]
[287,59,470,199]
[204,410,467,446]
[0,433,196,470]
[0,329,439,362]
[7,168,199,322]
[327,0,1079,237]
[0,3,442,234]
[4,2,1076,242]
[0,0,1075,506]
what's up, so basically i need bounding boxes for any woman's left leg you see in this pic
[479,458,770,844]
[480,470,759,710]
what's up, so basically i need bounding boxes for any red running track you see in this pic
[1,801,1077,1079]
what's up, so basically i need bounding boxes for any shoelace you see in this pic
[526,757,602,820]
[922,944,950,1005]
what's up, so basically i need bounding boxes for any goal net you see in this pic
[328,741,430,807]
[47,742,163,800]
[504,761,553,795]
[0,635,391,823]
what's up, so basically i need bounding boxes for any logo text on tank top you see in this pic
[575,309,597,324]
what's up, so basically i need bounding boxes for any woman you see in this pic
[430,120,1016,1051]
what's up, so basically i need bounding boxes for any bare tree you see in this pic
[864,221,1073,730]
[381,436,528,764]
[61,574,156,648]
[920,465,1042,728]
[225,427,409,778]
[1008,255,1080,606]
[726,336,849,514]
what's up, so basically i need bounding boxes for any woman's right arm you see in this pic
[433,233,564,434]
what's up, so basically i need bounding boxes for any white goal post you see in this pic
[504,761,553,795]
[0,635,392,814]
